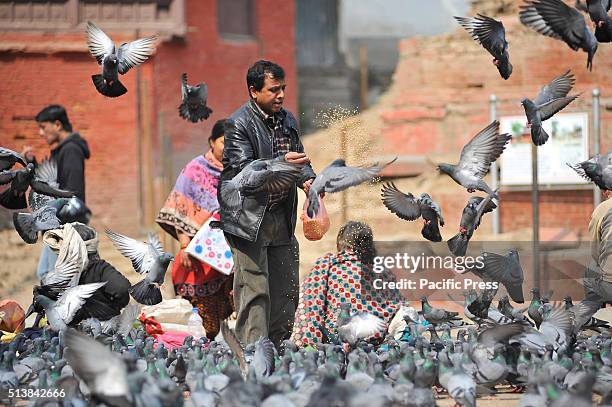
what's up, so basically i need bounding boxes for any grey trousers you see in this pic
[584,262,612,303]
[226,207,299,348]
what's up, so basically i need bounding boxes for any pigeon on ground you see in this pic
[380,182,445,242]
[585,0,612,42]
[336,303,387,352]
[179,73,213,122]
[528,288,546,328]
[220,320,275,381]
[498,295,531,323]
[521,70,579,146]
[220,157,305,211]
[455,14,513,79]
[86,21,157,97]
[519,0,598,71]
[437,121,511,199]
[64,329,131,407]
[473,249,525,303]
[421,297,461,325]
[106,230,173,305]
[307,158,396,218]
[568,152,612,190]
[447,193,497,257]
[0,147,26,171]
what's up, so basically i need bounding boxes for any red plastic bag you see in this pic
[301,195,330,241]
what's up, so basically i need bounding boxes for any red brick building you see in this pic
[378,1,612,238]
[0,0,297,234]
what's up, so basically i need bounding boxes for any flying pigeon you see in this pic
[437,121,510,199]
[519,0,598,71]
[473,249,525,303]
[0,164,74,209]
[585,0,612,42]
[179,73,213,122]
[455,14,513,79]
[420,296,461,325]
[568,152,612,190]
[380,182,445,242]
[447,193,497,257]
[336,303,387,351]
[307,158,396,218]
[86,21,157,97]
[220,157,305,211]
[0,147,26,172]
[106,230,173,305]
[521,70,579,146]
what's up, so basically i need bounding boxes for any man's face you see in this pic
[38,121,61,145]
[249,74,286,115]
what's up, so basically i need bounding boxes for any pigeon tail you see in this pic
[129,280,162,305]
[531,125,549,146]
[306,190,320,218]
[13,212,39,244]
[421,221,442,242]
[448,233,470,257]
[220,180,241,211]
[91,74,127,98]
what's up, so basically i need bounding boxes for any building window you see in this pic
[217,0,255,39]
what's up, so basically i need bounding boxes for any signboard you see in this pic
[499,113,590,186]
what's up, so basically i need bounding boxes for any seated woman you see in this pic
[290,220,405,347]
[156,119,234,340]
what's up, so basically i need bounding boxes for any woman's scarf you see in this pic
[156,151,222,239]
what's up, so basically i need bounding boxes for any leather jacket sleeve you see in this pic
[223,117,255,175]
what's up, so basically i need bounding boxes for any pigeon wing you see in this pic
[220,321,248,377]
[538,94,579,121]
[197,82,208,102]
[181,73,188,101]
[41,224,88,289]
[147,232,164,255]
[533,70,576,105]
[380,182,421,221]
[481,251,524,284]
[457,121,510,178]
[319,159,393,194]
[54,282,107,324]
[117,35,157,75]
[30,180,74,198]
[64,329,129,397]
[541,304,574,338]
[86,21,115,64]
[455,14,508,60]
[0,170,16,185]
[105,229,155,274]
[346,313,387,340]
[522,0,587,50]
[116,304,142,337]
[253,337,275,378]
[0,147,26,171]
[260,160,305,193]
[477,322,527,347]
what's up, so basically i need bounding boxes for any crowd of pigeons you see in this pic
[3,0,612,405]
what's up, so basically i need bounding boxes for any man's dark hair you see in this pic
[246,60,285,92]
[209,119,226,142]
[35,105,72,132]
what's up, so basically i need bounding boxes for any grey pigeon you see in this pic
[437,121,510,198]
[521,70,579,146]
[520,0,598,71]
[221,320,275,381]
[307,157,396,217]
[336,303,387,349]
[64,328,131,407]
[106,229,174,305]
[421,296,461,325]
[0,163,74,209]
[568,152,612,190]
[12,205,60,244]
[220,156,305,211]
[446,366,476,407]
[0,146,26,171]
[455,14,513,79]
[447,192,497,256]
[179,73,213,122]
[474,249,525,303]
[380,182,444,242]
[34,282,107,331]
[86,21,157,98]
[586,0,612,42]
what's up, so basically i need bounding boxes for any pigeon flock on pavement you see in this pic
[2,1,612,405]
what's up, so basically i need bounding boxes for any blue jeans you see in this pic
[37,244,58,280]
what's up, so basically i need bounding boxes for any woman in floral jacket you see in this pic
[290,221,405,347]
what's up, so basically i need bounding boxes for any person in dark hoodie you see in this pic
[20,105,91,279]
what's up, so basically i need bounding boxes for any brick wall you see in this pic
[0,0,297,235]
[379,10,612,236]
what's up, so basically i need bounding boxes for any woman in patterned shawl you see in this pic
[290,220,405,347]
[156,119,234,340]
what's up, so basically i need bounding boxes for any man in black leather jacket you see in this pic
[219,60,316,347]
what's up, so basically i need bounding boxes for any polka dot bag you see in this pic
[185,211,234,275]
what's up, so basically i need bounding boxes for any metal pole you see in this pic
[359,44,368,111]
[593,88,601,208]
[490,94,500,235]
[532,143,540,288]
